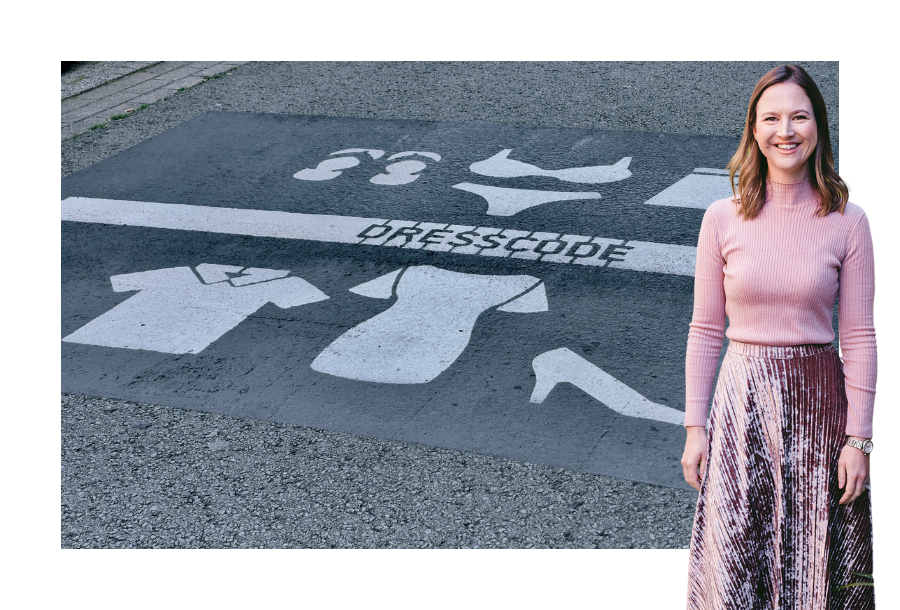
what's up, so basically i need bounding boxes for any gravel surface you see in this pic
[61,61,160,100]
[61,60,838,549]
[61,61,839,177]
[62,394,697,549]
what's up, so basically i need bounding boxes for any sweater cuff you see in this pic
[844,386,874,439]
[683,402,709,428]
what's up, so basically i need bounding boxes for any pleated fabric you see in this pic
[687,341,874,610]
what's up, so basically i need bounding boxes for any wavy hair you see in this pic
[727,64,849,220]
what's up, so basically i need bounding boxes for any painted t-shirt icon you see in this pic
[62,264,329,354]
[311,265,548,384]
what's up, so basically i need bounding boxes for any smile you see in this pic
[776,143,799,150]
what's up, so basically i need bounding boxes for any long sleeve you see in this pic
[684,205,727,427]
[838,211,877,438]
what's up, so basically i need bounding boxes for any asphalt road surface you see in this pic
[61,61,839,549]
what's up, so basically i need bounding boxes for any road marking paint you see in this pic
[61,197,697,276]
[469,149,633,184]
[62,265,329,354]
[452,182,601,216]
[311,266,544,384]
[643,169,736,209]
[530,347,683,425]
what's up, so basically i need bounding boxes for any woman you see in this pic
[680,64,876,609]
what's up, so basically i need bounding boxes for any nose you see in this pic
[778,118,795,138]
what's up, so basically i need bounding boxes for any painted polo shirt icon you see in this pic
[310,265,548,384]
[62,264,329,354]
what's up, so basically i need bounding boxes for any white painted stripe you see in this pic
[61,197,381,244]
[607,241,697,276]
[693,168,731,175]
[62,197,697,277]
[643,173,735,210]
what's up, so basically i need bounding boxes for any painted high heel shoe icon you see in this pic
[530,347,683,425]
[470,149,632,184]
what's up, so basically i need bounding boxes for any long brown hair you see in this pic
[727,64,848,219]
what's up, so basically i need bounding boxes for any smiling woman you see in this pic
[681,64,876,609]
[753,83,819,182]
[725,65,849,221]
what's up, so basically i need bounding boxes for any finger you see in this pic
[837,459,847,491]
[850,474,867,503]
[841,473,864,505]
[682,465,698,491]
[699,454,707,482]
[839,486,852,505]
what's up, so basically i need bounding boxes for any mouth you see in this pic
[775,143,800,150]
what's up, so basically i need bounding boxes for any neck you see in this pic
[766,166,810,184]
[766,178,816,207]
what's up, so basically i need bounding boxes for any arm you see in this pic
[836,209,876,504]
[837,210,876,439]
[684,205,727,427]
[682,205,727,490]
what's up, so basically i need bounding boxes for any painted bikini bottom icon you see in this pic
[311,265,548,384]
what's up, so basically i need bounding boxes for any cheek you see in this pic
[806,125,819,147]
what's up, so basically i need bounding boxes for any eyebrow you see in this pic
[758,109,813,116]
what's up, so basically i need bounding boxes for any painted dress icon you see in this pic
[62,264,329,354]
[311,265,548,384]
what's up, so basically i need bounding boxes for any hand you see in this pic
[681,426,708,492]
[838,437,870,505]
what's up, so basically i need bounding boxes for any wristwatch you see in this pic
[847,438,874,455]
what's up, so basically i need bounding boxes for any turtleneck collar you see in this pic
[765,178,818,208]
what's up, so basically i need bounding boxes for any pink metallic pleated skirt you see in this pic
[687,341,874,610]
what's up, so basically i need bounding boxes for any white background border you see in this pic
[14,3,895,608]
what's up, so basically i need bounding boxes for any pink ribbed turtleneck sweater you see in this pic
[684,179,877,438]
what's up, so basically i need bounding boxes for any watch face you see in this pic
[863,440,874,454]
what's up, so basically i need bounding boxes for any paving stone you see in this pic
[62,102,108,123]
[185,61,222,69]
[130,88,176,105]
[65,85,120,104]
[120,79,170,95]
[61,95,97,114]
[139,62,193,76]
[61,61,160,100]
[167,76,206,91]
[85,90,145,109]
[103,103,141,120]
[108,70,158,89]
[194,63,232,77]
[153,66,208,82]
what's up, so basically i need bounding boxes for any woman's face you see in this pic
[753,82,818,183]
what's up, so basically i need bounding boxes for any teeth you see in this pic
[776,144,798,149]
